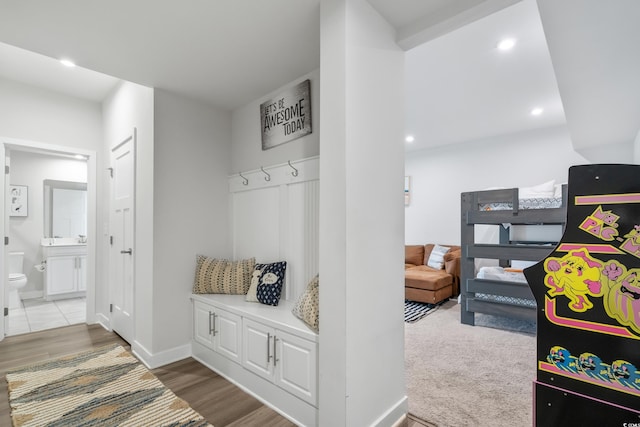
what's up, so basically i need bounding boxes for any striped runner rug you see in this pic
[404,299,440,323]
[5,344,212,427]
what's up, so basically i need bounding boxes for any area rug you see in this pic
[404,299,440,323]
[6,344,212,427]
[405,300,536,427]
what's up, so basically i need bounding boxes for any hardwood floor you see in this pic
[0,323,295,426]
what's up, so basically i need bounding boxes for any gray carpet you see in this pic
[405,300,536,427]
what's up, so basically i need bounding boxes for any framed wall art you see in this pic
[10,185,28,217]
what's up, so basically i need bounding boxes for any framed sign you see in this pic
[10,185,28,217]
[260,79,312,150]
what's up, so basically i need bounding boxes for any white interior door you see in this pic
[109,132,135,343]
[1,150,8,339]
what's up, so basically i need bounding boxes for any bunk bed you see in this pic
[460,184,567,325]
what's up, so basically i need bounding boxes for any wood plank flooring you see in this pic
[0,323,430,427]
[0,324,294,427]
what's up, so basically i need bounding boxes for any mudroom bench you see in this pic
[190,293,318,427]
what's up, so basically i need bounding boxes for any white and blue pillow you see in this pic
[253,261,287,306]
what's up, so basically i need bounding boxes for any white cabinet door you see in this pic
[242,318,317,405]
[242,318,274,380]
[76,255,87,291]
[212,308,242,363]
[194,301,242,363]
[46,256,77,295]
[275,330,317,405]
[194,300,215,350]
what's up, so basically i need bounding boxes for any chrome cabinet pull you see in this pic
[212,313,217,336]
[120,248,133,255]
[273,336,279,367]
[267,333,272,363]
[208,311,214,335]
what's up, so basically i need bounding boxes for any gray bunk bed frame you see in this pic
[460,186,567,325]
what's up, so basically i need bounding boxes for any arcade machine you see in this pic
[525,164,640,426]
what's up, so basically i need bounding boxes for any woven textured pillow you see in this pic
[254,261,287,306]
[292,275,319,333]
[192,255,255,294]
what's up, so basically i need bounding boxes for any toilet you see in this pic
[8,251,28,309]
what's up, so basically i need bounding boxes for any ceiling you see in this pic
[0,0,639,153]
[404,0,565,151]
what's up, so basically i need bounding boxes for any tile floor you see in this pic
[6,297,86,336]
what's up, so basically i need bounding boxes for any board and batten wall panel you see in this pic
[232,187,281,263]
[230,157,319,301]
[283,180,320,300]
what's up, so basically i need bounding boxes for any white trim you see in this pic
[229,156,319,192]
[1,136,97,343]
[132,340,192,369]
[371,396,408,427]
[95,313,111,331]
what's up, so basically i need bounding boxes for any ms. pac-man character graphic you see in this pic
[577,352,611,382]
[544,250,604,312]
[603,265,640,336]
[547,346,579,373]
[608,360,640,390]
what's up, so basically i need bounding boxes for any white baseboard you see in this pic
[95,313,111,331]
[20,290,43,300]
[372,396,408,427]
[132,341,191,369]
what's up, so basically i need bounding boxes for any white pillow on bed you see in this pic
[519,179,555,199]
[553,183,566,199]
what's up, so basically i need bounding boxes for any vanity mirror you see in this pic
[43,179,87,239]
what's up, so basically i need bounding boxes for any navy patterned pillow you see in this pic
[255,261,287,306]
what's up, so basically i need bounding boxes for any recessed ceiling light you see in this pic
[497,38,516,51]
[60,59,76,67]
[405,135,415,143]
[531,107,544,116]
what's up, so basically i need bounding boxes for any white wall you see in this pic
[8,152,87,295]
[101,81,154,352]
[404,125,612,245]
[320,0,406,425]
[231,69,320,173]
[0,77,102,149]
[576,140,635,164]
[152,89,231,355]
[0,77,101,328]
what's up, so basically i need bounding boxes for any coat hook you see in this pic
[287,160,299,177]
[239,172,248,185]
[261,166,271,181]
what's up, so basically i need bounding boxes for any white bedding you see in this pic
[477,266,527,283]
[477,181,564,211]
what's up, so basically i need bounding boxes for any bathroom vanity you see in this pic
[41,238,87,300]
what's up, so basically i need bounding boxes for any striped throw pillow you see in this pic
[193,255,256,294]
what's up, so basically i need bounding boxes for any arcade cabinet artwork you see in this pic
[525,164,640,426]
